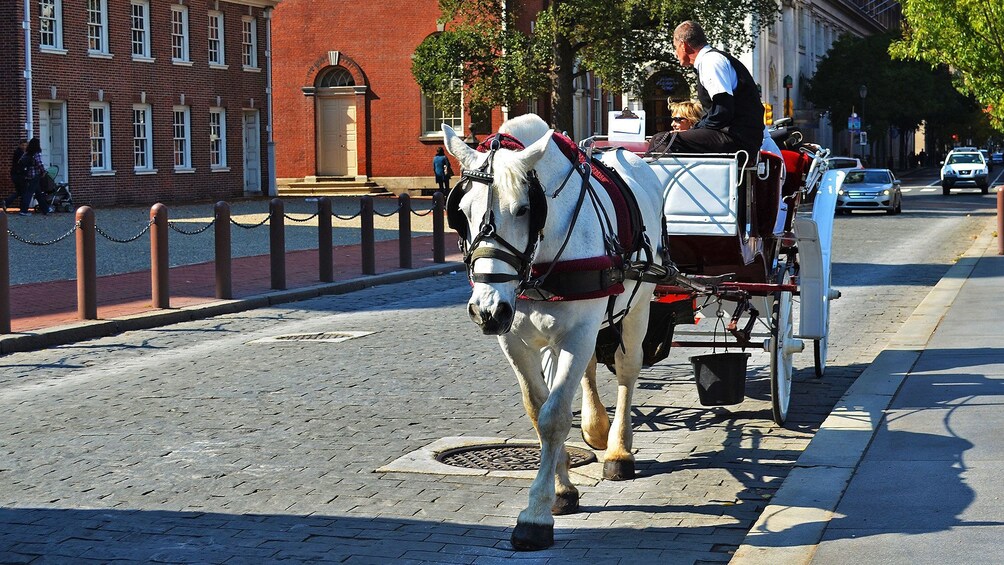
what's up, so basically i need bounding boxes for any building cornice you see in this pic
[223,0,282,9]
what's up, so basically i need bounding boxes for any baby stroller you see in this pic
[33,166,73,213]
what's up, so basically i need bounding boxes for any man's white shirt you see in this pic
[693,45,737,97]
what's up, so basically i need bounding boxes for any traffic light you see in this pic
[952,134,959,141]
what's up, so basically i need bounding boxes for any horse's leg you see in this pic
[603,297,652,481]
[502,335,591,551]
[542,347,580,515]
[580,354,610,450]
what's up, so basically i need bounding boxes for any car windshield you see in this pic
[844,171,891,184]
[948,153,982,165]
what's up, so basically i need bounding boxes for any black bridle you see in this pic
[446,136,550,292]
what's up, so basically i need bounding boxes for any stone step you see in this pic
[278,179,389,197]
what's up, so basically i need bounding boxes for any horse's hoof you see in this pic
[603,459,635,481]
[580,430,607,451]
[511,521,554,551]
[551,491,580,515]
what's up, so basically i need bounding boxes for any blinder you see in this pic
[443,138,550,292]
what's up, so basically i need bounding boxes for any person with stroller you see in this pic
[4,140,27,212]
[18,138,53,216]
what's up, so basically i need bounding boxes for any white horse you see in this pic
[443,114,666,550]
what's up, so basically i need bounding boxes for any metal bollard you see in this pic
[0,213,9,334]
[361,196,375,275]
[318,197,333,282]
[399,193,412,269]
[433,191,445,263]
[270,198,286,289]
[151,203,169,309]
[998,188,1004,255]
[76,206,97,320]
[215,201,232,299]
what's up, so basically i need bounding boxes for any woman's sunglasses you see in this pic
[671,116,688,122]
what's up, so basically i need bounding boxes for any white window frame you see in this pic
[39,0,64,52]
[133,104,155,173]
[421,88,463,138]
[171,5,190,64]
[87,0,110,56]
[173,106,193,171]
[89,102,113,174]
[131,0,152,61]
[209,107,228,169]
[208,11,226,68]
[241,15,258,70]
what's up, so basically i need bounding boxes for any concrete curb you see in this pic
[731,221,997,564]
[0,262,464,355]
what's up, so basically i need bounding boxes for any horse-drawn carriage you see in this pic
[442,113,839,550]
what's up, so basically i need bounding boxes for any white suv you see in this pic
[941,149,989,195]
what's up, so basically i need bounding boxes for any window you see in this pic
[133,105,153,171]
[39,0,63,50]
[131,1,151,59]
[87,0,109,55]
[171,5,189,62]
[422,90,463,137]
[209,108,227,168]
[208,11,225,66]
[89,103,112,172]
[591,75,603,136]
[241,16,258,69]
[173,106,192,170]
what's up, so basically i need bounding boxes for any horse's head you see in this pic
[443,121,554,335]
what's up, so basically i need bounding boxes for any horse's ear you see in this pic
[521,129,553,167]
[443,124,478,169]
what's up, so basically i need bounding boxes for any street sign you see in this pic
[848,115,861,131]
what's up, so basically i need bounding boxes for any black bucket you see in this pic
[690,352,749,406]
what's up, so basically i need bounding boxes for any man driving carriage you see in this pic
[660,20,764,158]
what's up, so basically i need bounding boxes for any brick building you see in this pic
[3,0,279,208]
[272,0,614,195]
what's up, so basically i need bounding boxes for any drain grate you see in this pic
[249,331,373,344]
[435,443,596,471]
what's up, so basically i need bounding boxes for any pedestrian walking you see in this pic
[19,138,53,216]
[433,147,452,193]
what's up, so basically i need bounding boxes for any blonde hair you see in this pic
[669,100,703,124]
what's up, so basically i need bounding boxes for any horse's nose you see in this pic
[469,301,514,335]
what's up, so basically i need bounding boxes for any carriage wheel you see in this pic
[770,264,799,425]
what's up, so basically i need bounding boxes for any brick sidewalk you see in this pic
[8,235,462,333]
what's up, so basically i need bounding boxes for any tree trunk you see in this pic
[550,32,576,138]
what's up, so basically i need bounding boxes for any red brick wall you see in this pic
[272,0,487,184]
[1,9,27,196]
[11,1,273,207]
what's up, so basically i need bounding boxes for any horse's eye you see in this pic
[515,205,530,217]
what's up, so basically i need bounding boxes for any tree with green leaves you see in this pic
[890,0,1004,128]
[412,0,778,138]
[806,31,987,163]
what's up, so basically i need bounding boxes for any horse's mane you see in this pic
[494,114,552,205]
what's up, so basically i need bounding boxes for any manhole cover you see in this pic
[435,443,596,471]
[249,331,373,344]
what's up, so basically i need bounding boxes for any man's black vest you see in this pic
[695,48,764,146]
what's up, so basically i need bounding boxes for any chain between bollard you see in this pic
[167,218,216,235]
[6,221,80,246]
[410,207,435,217]
[94,219,154,243]
[282,212,319,222]
[372,201,404,218]
[230,215,270,229]
[332,210,362,221]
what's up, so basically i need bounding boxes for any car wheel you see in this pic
[980,183,989,194]
[942,183,952,195]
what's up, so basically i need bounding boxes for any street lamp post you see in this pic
[859,84,868,160]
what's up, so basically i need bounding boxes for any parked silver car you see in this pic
[836,168,902,214]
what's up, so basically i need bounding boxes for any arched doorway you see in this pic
[642,70,691,135]
[315,66,358,177]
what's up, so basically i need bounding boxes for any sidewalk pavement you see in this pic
[734,222,1004,564]
[1,233,464,354]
